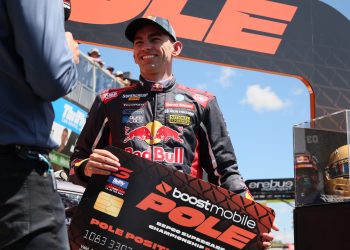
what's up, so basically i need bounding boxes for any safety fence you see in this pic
[65,52,123,110]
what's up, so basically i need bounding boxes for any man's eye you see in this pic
[134,41,142,46]
[151,37,161,42]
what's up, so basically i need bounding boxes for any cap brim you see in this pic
[125,18,175,42]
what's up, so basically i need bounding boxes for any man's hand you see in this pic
[65,32,80,64]
[262,223,279,249]
[84,149,120,177]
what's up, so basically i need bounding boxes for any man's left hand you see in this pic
[262,223,279,249]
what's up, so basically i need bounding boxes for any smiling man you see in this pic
[127,16,179,80]
[70,16,276,248]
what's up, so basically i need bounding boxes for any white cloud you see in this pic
[218,67,236,88]
[241,84,286,112]
[292,87,304,96]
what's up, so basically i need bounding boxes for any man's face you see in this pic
[133,25,179,79]
[90,52,99,58]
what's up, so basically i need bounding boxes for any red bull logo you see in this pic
[151,83,163,92]
[153,125,183,143]
[125,147,184,164]
[123,121,183,145]
[123,126,151,143]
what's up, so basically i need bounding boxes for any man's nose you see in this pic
[141,40,152,50]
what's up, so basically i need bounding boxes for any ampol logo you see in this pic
[123,121,183,145]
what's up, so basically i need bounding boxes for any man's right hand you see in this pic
[84,149,120,177]
[65,32,80,64]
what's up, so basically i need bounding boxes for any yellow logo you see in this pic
[169,115,190,125]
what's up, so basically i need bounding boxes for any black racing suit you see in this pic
[70,76,251,197]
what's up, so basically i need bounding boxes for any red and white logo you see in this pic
[125,147,184,164]
[165,102,195,110]
[192,94,209,107]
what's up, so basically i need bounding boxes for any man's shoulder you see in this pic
[176,83,214,97]
[99,84,139,104]
[176,83,215,108]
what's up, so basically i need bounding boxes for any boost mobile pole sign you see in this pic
[66,0,350,118]
[69,146,275,250]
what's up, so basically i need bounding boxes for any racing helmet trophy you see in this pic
[324,144,350,197]
[293,110,350,249]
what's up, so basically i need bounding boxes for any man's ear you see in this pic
[172,41,183,56]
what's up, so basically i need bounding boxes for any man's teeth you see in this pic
[143,55,154,59]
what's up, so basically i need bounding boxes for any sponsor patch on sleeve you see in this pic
[192,93,209,107]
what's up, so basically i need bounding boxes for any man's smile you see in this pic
[141,55,156,60]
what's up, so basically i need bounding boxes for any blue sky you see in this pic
[77,1,349,244]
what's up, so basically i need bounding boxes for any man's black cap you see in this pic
[125,16,177,43]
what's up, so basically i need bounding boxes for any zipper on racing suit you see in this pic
[151,92,157,161]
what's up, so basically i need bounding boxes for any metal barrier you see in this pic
[65,52,123,110]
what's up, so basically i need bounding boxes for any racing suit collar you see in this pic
[139,75,176,93]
